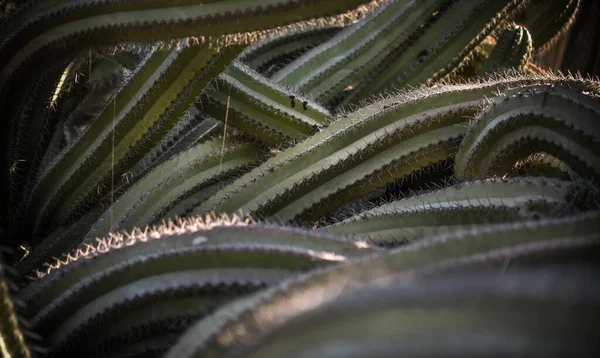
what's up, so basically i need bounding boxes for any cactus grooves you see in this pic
[1,1,600,357]
[16,218,378,357]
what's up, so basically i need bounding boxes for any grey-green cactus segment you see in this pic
[218,271,600,357]
[480,25,532,75]
[84,139,264,243]
[192,76,597,223]
[323,176,575,244]
[272,0,525,107]
[25,41,245,241]
[18,219,377,320]
[0,262,31,358]
[0,0,377,97]
[521,0,580,54]
[165,210,600,358]
[200,61,333,146]
[455,85,600,181]
[241,26,344,74]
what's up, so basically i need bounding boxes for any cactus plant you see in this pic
[1,1,600,357]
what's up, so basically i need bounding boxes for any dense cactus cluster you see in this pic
[1,1,599,357]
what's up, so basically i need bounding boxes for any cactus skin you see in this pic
[223,270,600,358]
[241,26,344,75]
[479,25,532,75]
[24,41,245,243]
[192,76,598,224]
[455,85,600,181]
[16,218,377,356]
[0,0,377,92]
[519,0,580,55]
[323,176,574,245]
[272,0,526,107]
[0,260,31,358]
[200,61,333,146]
[166,210,600,358]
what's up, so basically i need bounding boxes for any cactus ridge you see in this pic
[323,176,574,244]
[43,269,291,356]
[242,26,343,73]
[0,0,379,98]
[127,108,221,179]
[194,76,597,221]
[164,210,600,358]
[26,42,244,240]
[0,261,32,358]
[344,0,527,107]
[83,139,263,242]
[274,0,446,98]
[480,25,533,75]
[455,85,600,180]
[194,101,473,222]
[209,268,600,358]
[18,220,376,318]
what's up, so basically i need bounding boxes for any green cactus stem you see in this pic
[323,176,575,245]
[166,210,600,358]
[455,84,600,181]
[0,261,31,358]
[479,25,532,75]
[193,76,599,224]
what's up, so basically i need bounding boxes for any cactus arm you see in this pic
[323,177,574,244]
[85,140,263,241]
[193,76,597,222]
[479,25,532,75]
[455,85,600,180]
[200,61,333,146]
[347,0,525,106]
[0,0,377,93]
[0,262,31,358]
[26,42,244,240]
[166,210,600,358]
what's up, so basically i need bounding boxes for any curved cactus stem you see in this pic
[280,0,525,107]
[0,0,378,95]
[479,25,532,75]
[193,76,599,223]
[217,270,600,357]
[323,176,574,244]
[84,139,264,243]
[26,41,245,240]
[520,0,580,55]
[17,219,377,334]
[508,152,577,180]
[242,26,343,74]
[200,61,333,146]
[165,210,600,358]
[0,261,31,358]
[47,269,291,356]
[455,85,600,181]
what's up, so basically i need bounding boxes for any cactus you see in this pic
[323,176,577,245]
[1,1,600,356]
[455,85,600,180]
[166,210,600,357]
[0,261,31,358]
[479,25,533,75]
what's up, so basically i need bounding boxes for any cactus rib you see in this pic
[455,85,600,180]
[323,176,574,244]
[165,210,600,358]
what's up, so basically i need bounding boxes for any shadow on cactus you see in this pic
[1,1,599,357]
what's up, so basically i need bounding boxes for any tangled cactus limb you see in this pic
[1,1,600,357]
[455,84,600,180]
